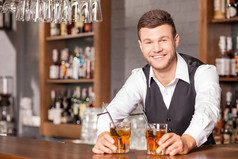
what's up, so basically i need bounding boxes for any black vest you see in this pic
[143,53,215,145]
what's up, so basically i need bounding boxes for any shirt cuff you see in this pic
[183,124,208,147]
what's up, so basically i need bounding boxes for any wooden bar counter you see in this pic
[0,136,237,159]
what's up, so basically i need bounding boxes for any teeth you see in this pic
[154,55,163,58]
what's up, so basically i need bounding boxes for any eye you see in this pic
[144,41,152,44]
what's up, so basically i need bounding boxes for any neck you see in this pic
[153,60,177,87]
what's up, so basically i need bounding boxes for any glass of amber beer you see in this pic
[110,122,131,153]
[145,123,167,155]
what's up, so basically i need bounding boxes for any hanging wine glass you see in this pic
[81,0,92,23]
[3,0,18,13]
[91,0,102,22]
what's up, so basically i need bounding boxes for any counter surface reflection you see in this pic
[0,136,237,159]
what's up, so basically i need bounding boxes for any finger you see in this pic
[103,133,115,144]
[158,133,173,145]
[97,142,114,154]
[164,142,181,155]
[92,146,104,154]
[102,137,117,152]
[169,148,180,156]
[157,135,178,154]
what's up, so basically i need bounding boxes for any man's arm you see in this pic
[157,65,220,156]
[93,68,147,154]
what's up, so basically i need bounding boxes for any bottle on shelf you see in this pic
[213,120,223,144]
[79,88,87,118]
[66,55,73,79]
[48,90,56,122]
[50,23,60,36]
[235,36,238,76]
[214,0,226,19]
[226,0,238,18]
[59,48,69,79]
[60,23,67,36]
[84,23,93,32]
[227,36,236,77]
[224,91,233,122]
[85,46,93,79]
[223,120,233,143]
[216,36,230,77]
[88,86,95,107]
[49,49,60,79]
[71,86,81,124]
[53,102,62,125]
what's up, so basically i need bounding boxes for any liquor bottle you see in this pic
[53,102,62,124]
[85,47,92,79]
[223,120,232,143]
[224,91,232,122]
[72,47,81,80]
[79,88,87,118]
[61,91,68,124]
[88,86,95,107]
[227,36,235,77]
[213,120,223,144]
[49,49,59,79]
[71,86,81,124]
[60,23,67,36]
[216,36,229,77]
[235,36,238,76]
[48,90,56,122]
[66,89,73,123]
[50,23,60,36]
[84,22,92,32]
[226,0,237,18]
[66,55,73,79]
[214,0,226,19]
[59,48,69,79]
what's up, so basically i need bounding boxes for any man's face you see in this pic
[138,24,179,72]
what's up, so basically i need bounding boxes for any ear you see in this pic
[174,34,180,48]
[138,39,143,52]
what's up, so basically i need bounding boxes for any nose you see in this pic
[154,42,162,52]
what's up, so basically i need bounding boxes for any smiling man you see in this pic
[92,9,221,156]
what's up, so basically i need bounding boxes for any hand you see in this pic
[156,133,196,156]
[92,131,117,154]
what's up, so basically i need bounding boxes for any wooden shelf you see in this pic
[211,17,238,23]
[47,79,94,83]
[219,77,238,82]
[39,0,111,139]
[40,122,81,138]
[46,32,94,41]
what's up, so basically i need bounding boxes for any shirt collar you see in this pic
[148,52,190,87]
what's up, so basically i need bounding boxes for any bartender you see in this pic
[92,9,221,156]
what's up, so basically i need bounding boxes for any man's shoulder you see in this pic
[179,53,204,67]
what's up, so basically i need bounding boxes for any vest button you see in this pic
[168,128,172,132]
[167,118,171,122]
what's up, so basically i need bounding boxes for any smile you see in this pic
[152,54,166,59]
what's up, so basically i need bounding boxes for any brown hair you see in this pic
[137,9,177,40]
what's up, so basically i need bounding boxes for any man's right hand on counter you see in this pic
[92,131,117,154]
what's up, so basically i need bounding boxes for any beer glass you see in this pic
[145,123,167,155]
[110,122,131,153]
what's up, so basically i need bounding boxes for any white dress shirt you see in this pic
[97,53,221,147]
